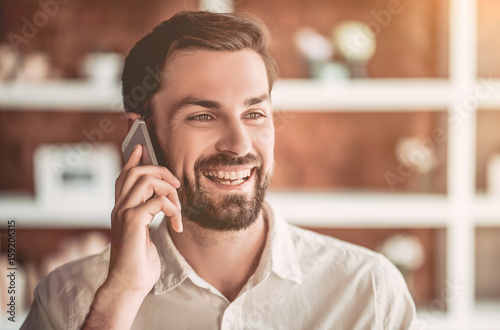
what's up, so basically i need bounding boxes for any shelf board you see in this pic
[0,195,112,227]
[0,81,122,111]
[272,78,452,111]
[476,79,500,109]
[474,194,500,225]
[2,78,500,112]
[266,192,449,227]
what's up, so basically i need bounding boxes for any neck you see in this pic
[168,210,268,302]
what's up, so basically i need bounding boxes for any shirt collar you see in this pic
[150,200,302,295]
[260,201,303,284]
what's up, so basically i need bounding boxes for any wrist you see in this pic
[82,281,149,330]
[104,270,155,297]
[100,278,151,304]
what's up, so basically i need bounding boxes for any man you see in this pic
[22,11,417,329]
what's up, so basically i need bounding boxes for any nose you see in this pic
[214,119,252,156]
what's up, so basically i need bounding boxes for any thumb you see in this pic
[125,144,143,169]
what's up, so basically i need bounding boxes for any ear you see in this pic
[125,112,144,131]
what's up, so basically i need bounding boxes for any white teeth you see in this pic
[218,178,244,185]
[203,168,253,181]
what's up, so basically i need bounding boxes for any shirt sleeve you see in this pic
[21,251,109,330]
[21,269,70,330]
[375,254,419,330]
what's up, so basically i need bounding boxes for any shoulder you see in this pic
[50,246,110,284]
[292,225,407,281]
[36,246,111,305]
[26,247,110,330]
[288,224,410,302]
[288,225,416,328]
[47,246,110,307]
[288,224,387,272]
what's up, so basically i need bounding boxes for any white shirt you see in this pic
[22,201,417,329]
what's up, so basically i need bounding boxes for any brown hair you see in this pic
[121,11,278,117]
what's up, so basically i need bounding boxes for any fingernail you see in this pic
[175,220,183,233]
[133,144,140,151]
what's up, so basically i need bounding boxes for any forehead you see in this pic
[152,49,270,116]
[164,49,268,85]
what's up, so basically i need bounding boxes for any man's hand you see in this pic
[109,143,182,293]
[82,144,182,329]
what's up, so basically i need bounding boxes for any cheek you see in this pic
[253,124,275,170]
[263,143,275,172]
[169,128,217,176]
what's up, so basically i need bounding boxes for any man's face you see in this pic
[151,49,275,231]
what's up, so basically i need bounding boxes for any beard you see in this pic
[168,152,272,232]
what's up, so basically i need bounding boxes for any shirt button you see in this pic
[226,312,234,321]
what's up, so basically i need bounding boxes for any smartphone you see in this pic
[121,119,159,166]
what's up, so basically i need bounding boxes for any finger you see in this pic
[170,211,183,233]
[118,175,182,212]
[124,144,143,170]
[119,166,181,202]
[115,144,143,200]
[132,195,183,232]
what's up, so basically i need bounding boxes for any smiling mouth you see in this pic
[202,168,254,186]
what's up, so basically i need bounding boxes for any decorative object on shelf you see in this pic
[487,154,500,197]
[0,44,18,82]
[15,51,54,82]
[332,21,376,78]
[80,52,124,85]
[377,234,425,292]
[33,143,121,211]
[395,136,438,191]
[294,27,349,80]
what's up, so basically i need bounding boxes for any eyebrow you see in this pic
[170,93,270,119]
[244,93,270,107]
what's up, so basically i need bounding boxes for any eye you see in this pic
[188,114,213,122]
[244,112,266,120]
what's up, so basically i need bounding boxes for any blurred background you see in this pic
[0,0,499,328]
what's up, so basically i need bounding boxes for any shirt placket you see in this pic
[221,300,243,330]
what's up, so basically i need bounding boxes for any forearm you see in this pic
[81,281,147,330]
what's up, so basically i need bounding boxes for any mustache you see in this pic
[194,153,262,172]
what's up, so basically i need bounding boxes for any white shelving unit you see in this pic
[2,78,500,112]
[1,0,499,328]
